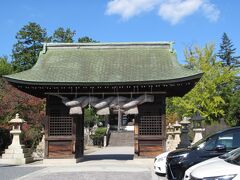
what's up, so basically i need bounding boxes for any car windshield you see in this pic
[225,149,240,166]
[219,147,240,159]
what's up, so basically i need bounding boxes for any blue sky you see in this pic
[0,0,239,63]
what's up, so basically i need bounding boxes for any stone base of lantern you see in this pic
[1,145,33,165]
[192,128,205,145]
[171,137,181,150]
[0,128,33,165]
[0,114,33,165]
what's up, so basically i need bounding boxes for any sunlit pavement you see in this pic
[0,146,166,180]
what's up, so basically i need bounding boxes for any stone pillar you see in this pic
[166,123,174,151]
[172,121,181,150]
[178,117,191,149]
[192,128,205,144]
[0,114,33,165]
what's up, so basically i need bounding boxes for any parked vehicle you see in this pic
[166,127,240,180]
[184,147,240,180]
[190,147,240,180]
[154,151,169,175]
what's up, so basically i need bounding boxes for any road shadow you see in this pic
[0,164,18,167]
[83,154,134,161]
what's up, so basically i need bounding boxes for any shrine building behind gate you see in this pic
[4,42,202,162]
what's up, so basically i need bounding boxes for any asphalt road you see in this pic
[0,165,44,180]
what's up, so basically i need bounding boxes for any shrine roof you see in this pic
[4,42,202,86]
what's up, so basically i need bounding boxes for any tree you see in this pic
[51,27,75,43]
[0,80,45,148]
[12,22,48,72]
[168,45,236,124]
[0,56,13,77]
[0,81,45,125]
[226,90,240,126]
[217,32,240,69]
[78,36,98,43]
[84,106,104,128]
[0,56,14,99]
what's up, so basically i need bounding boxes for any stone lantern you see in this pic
[166,123,174,151]
[172,121,181,150]
[191,111,205,144]
[0,114,33,165]
[178,117,191,148]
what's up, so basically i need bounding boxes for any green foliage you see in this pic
[90,127,107,147]
[78,36,98,43]
[84,106,105,127]
[225,90,240,126]
[168,44,236,124]
[22,124,42,150]
[0,56,13,76]
[51,27,76,43]
[12,22,48,72]
[84,107,96,127]
[217,32,240,69]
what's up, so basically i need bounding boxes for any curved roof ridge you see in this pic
[42,41,174,53]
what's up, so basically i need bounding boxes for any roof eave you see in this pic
[3,73,203,86]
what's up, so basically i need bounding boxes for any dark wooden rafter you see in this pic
[7,77,199,98]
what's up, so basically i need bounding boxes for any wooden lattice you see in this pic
[49,117,73,136]
[139,116,162,135]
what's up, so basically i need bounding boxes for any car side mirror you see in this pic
[215,144,226,152]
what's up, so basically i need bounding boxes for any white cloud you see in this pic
[201,2,220,22]
[158,0,203,25]
[105,0,220,24]
[105,0,161,20]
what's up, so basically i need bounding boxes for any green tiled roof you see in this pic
[5,42,202,85]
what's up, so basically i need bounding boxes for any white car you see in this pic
[190,149,240,180]
[154,151,169,175]
[184,157,223,180]
[184,148,240,180]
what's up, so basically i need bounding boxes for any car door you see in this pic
[199,129,240,161]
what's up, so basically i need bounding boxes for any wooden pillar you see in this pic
[74,114,84,158]
[134,116,139,155]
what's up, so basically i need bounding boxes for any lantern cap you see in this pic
[9,114,25,124]
[167,123,174,129]
[173,120,181,127]
[180,117,191,124]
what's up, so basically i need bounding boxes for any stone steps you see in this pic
[2,151,32,159]
[1,146,33,165]
[4,147,30,154]
[108,131,134,146]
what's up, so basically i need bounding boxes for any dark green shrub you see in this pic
[0,128,11,155]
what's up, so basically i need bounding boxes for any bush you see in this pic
[90,127,107,147]
[21,124,42,150]
[0,128,11,155]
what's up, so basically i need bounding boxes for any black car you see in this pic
[166,127,240,180]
